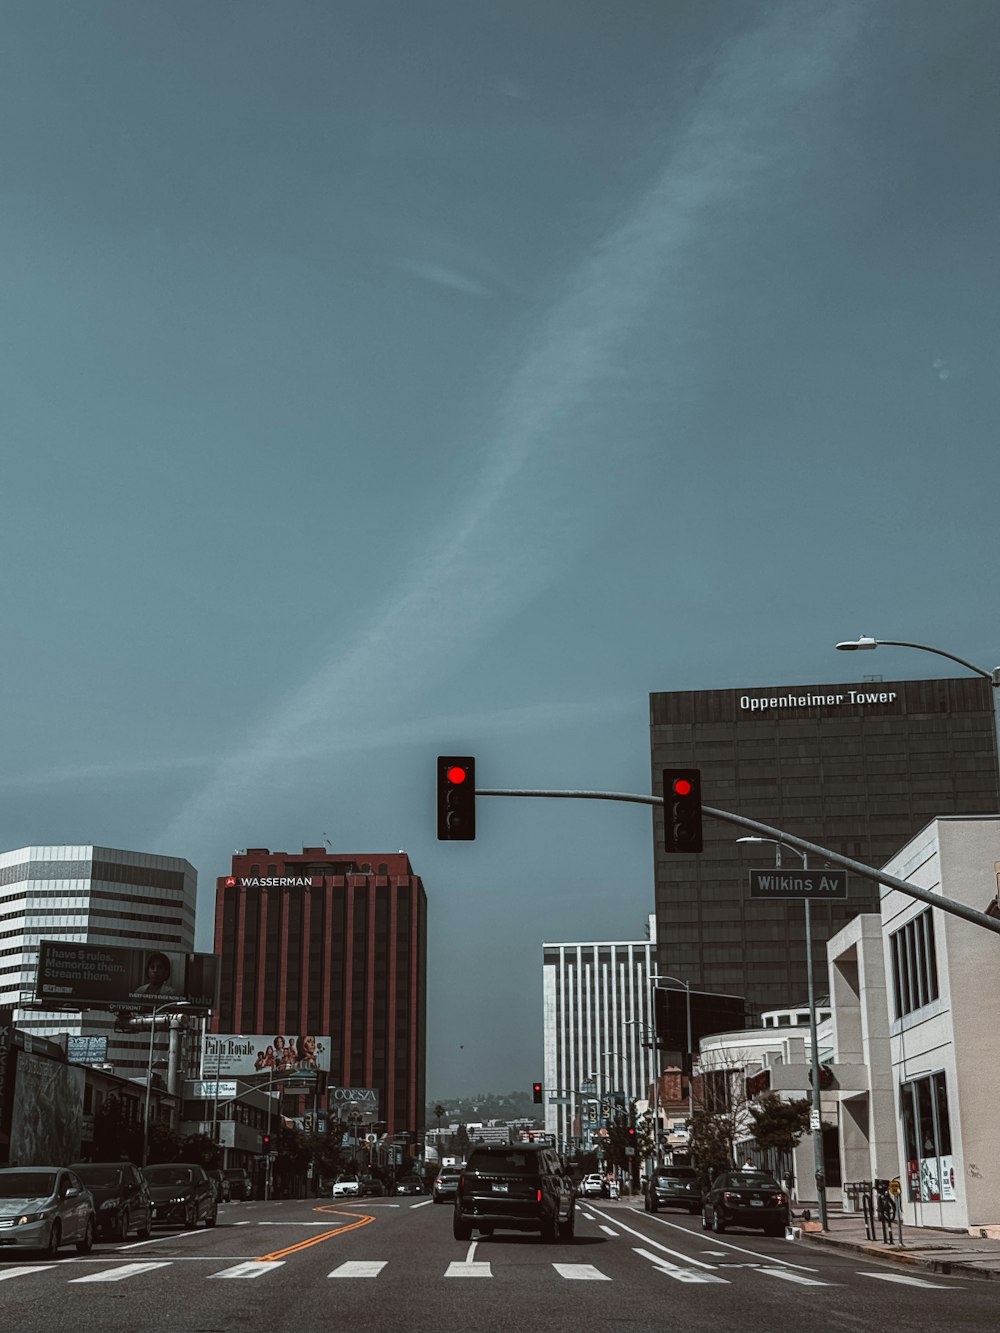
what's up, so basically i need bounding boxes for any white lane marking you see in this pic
[611,1207,818,1272]
[599,1225,619,1237]
[582,1212,596,1220]
[0,1266,56,1281]
[857,1272,960,1288]
[757,1267,833,1286]
[585,1209,718,1270]
[258,1221,345,1226]
[634,1247,729,1284]
[329,1261,388,1278]
[553,1263,611,1281]
[119,1231,199,1249]
[70,1262,172,1283]
[410,1199,434,1209]
[208,1261,286,1279]
[445,1260,492,1277]
[465,1241,478,1263]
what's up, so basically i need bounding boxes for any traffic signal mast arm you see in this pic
[474,787,1000,939]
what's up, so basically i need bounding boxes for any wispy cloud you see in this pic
[394,258,493,298]
[157,1,865,855]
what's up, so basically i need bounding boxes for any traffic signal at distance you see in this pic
[532,1081,543,1104]
[261,1134,271,1151]
[662,768,703,853]
[437,756,476,840]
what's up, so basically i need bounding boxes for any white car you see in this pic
[331,1178,360,1199]
[580,1174,606,1198]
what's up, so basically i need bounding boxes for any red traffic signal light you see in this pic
[261,1134,271,1151]
[437,756,476,840]
[626,1126,636,1139]
[532,1081,543,1104]
[662,768,703,853]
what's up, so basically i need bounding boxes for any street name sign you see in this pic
[748,868,848,899]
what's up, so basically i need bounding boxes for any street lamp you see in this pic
[142,1002,200,1167]
[738,835,828,1230]
[651,971,694,1123]
[625,1019,660,1167]
[834,636,1000,685]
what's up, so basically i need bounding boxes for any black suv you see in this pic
[453,1145,575,1243]
[70,1162,153,1241]
[644,1165,702,1214]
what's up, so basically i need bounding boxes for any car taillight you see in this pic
[769,1193,787,1206]
[723,1191,738,1203]
[537,1189,543,1202]
[459,1176,464,1190]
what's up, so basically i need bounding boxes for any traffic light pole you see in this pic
[475,788,1000,939]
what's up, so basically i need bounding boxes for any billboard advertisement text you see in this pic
[202,1034,331,1079]
[36,941,219,1012]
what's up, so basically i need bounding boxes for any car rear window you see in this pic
[466,1150,540,1175]
[726,1173,780,1189]
[656,1168,698,1181]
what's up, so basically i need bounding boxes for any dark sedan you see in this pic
[395,1175,425,1196]
[69,1162,152,1241]
[701,1170,788,1236]
[644,1165,701,1214]
[143,1163,218,1229]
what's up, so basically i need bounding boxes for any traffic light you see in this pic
[437,756,476,840]
[662,768,703,853]
[626,1127,637,1143]
[532,1081,543,1104]
[261,1134,271,1152]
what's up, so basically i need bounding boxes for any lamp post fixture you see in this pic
[625,1019,660,1167]
[738,836,828,1230]
[142,1001,200,1167]
[835,636,1000,686]
[651,971,694,1124]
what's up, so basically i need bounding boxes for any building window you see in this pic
[900,1071,953,1202]
[889,909,939,1019]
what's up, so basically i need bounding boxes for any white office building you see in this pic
[542,916,658,1150]
[0,844,197,1080]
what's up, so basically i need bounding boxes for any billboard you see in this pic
[9,1049,85,1167]
[67,1035,108,1065]
[35,941,219,1012]
[202,1033,331,1079]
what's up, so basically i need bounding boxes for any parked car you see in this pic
[222,1168,252,1201]
[432,1168,461,1203]
[701,1169,788,1236]
[395,1174,425,1196]
[644,1165,702,1215]
[0,1166,96,1258]
[207,1169,231,1203]
[143,1163,218,1229]
[453,1144,575,1243]
[579,1173,606,1198]
[69,1161,153,1241]
[331,1176,361,1199]
[360,1177,384,1197]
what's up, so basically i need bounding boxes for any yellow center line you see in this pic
[256,1206,376,1261]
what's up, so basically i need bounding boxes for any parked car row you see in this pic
[0,1160,257,1259]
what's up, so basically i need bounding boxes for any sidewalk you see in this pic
[797,1210,1000,1282]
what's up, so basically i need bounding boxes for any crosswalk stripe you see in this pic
[0,1266,55,1281]
[208,1261,286,1279]
[70,1263,172,1283]
[444,1261,491,1277]
[599,1225,619,1236]
[757,1267,832,1286]
[857,1271,958,1288]
[634,1247,728,1284]
[329,1261,388,1278]
[552,1263,610,1281]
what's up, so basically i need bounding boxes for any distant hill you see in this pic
[426,1090,538,1123]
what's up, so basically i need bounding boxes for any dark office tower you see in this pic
[649,678,1000,1021]
[214,849,426,1139]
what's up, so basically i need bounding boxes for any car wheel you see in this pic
[116,1209,130,1242]
[205,1206,218,1228]
[649,1196,658,1213]
[184,1203,196,1230]
[45,1221,62,1259]
[540,1213,558,1244]
[137,1211,152,1240]
[76,1217,95,1254]
[711,1208,726,1234]
[558,1208,576,1241]
[701,1210,711,1230]
[453,1211,472,1241]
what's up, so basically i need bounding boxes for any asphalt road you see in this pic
[1,1196,997,1332]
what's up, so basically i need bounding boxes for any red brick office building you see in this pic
[213,849,426,1140]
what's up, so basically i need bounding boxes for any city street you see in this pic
[0,1196,997,1332]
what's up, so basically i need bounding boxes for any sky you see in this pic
[2,0,998,1100]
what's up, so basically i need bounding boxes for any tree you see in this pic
[686,1048,754,1190]
[746,1092,811,1182]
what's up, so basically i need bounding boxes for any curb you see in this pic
[801,1230,997,1282]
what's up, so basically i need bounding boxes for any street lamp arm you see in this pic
[836,637,998,684]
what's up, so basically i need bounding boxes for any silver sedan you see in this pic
[0,1166,96,1258]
